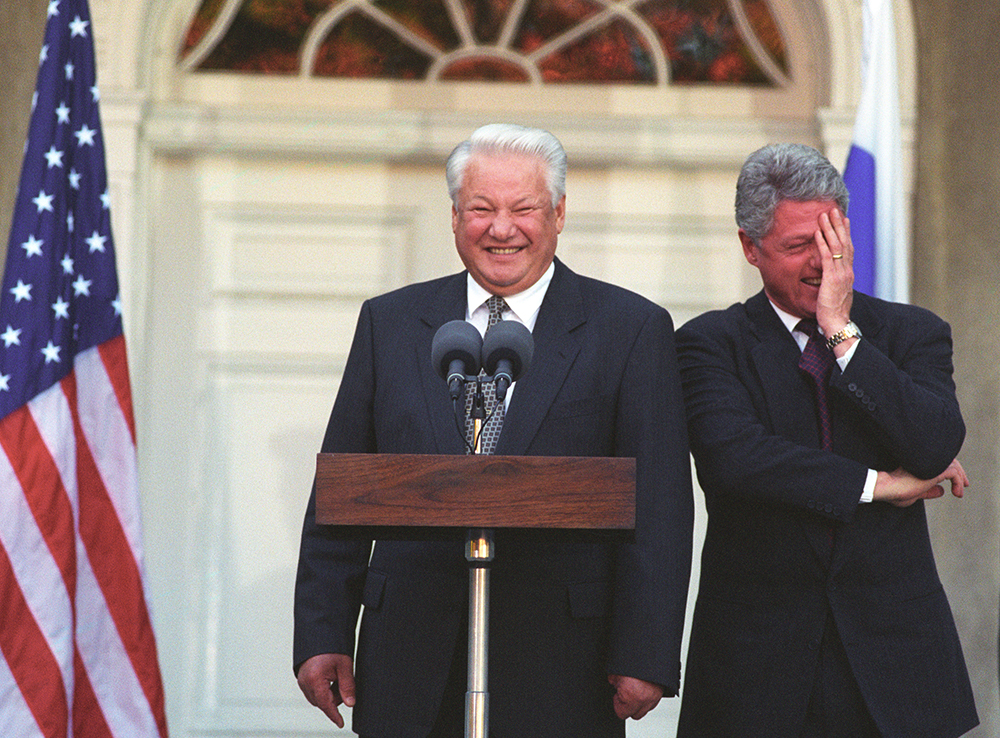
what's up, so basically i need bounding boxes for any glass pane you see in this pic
[374,0,461,50]
[457,0,517,44]
[313,11,434,78]
[189,0,336,73]
[439,57,532,82]
[181,0,227,55]
[538,18,657,83]
[744,0,786,70]
[638,0,786,84]
[513,0,603,52]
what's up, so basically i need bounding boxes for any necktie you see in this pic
[797,319,836,451]
[464,296,507,454]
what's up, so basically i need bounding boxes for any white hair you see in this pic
[446,123,567,207]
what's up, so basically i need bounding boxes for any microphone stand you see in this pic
[465,377,492,738]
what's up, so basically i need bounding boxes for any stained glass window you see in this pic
[180,0,788,86]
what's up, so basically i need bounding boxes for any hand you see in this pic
[814,207,855,350]
[607,674,663,720]
[296,653,356,728]
[873,458,970,508]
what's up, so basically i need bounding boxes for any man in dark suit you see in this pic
[675,143,978,738]
[293,123,693,737]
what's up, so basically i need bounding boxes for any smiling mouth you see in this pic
[488,246,523,255]
[802,278,822,287]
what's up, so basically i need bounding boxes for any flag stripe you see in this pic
[0,649,46,738]
[843,145,876,293]
[0,402,77,593]
[66,362,168,736]
[98,334,136,444]
[76,527,159,738]
[0,538,70,738]
[0,407,76,738]
[78,342,143,561]
[73,648,115,738]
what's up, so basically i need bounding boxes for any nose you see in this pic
[488,210,517,239]
[807,243,822,268]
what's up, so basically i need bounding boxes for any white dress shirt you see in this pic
[465,261,555,408]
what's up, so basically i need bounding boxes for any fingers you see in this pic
[315,682,347,729]
[296,653,355,729]
[334,658,357,711]
[826,207,853,261]
[608,675,663,720]
[941,458,971,497]
[814,207,854,331]
[878,461,970,508]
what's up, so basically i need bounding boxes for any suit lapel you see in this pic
[745,293,840,566]
[415,273,470,455]
[493,260,584,456]
[745,293,819,446]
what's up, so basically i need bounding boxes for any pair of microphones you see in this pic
[431,319,534,403]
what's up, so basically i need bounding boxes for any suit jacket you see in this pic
[674,290,977,738]
[294,258,693,738]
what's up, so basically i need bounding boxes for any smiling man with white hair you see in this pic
[293,123,694,738]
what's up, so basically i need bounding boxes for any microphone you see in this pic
[482,320,533,402]
[431,320,483,399]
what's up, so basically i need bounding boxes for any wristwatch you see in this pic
[826,321,862,350]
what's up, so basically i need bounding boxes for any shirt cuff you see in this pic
[835,337,861,371]
[860,468,877,503]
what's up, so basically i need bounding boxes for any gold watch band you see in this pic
[826,321,862,350]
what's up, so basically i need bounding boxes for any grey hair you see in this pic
[446,123,567,208]
[735,143,850,243]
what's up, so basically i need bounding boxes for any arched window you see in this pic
[180,0,789,86]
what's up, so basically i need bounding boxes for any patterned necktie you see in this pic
[464,296,507,454]
[797,319,836,451]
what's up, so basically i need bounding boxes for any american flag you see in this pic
[0,1,168,737]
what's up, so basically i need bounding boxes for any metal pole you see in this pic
[465,528,493,738]
[465,383,492,738]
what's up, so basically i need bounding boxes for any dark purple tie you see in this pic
[797,319,836,451]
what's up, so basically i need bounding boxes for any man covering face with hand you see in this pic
[675,143,978,738]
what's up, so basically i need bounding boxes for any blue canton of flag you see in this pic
[0,0,122,419]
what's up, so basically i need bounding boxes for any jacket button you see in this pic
[848,382,858,392]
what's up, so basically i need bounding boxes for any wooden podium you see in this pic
[315,451,636,738]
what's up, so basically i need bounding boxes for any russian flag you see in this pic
[842,0,907,302]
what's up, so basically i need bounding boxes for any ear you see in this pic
[451,204,459,234]
[739,230,759,266]
[554,195,566,233]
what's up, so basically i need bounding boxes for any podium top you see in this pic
[315,453,635,529]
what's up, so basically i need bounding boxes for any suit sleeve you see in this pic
[606,306,694,696]
[832,314,964,479]
[292,301,378,673]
